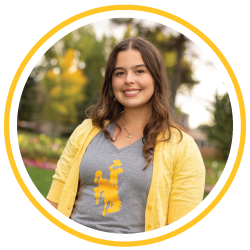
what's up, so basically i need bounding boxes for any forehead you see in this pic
[115,49,144,67]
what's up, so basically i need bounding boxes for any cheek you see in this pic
[112,80,124,96]
[144,78,155,93]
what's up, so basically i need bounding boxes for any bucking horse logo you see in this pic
[93,160,123,217]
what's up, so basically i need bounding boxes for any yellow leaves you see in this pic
[43,48,87,124]
[46,48,87,87]
[74,69,87,84]
[47,49,87,91]
[51,102,68,115]
[164,51,177,68]
[60,48,76,70]
[58,105,68,115]
[61,67,87,86]
[47,68,58,80]
[49,85,61,98]
[59,49,87,84]
[156,32,164,42]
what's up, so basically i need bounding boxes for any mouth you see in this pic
[122,89,142,97]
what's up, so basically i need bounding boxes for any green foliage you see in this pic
[203,158,226,185]
[74,31,117,121]
[18,70,42,121]
[42,48,87,126]
[18,20,199,134]
[18,25,117,135]
[200,93,233,159]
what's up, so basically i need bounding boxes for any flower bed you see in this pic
[18,131,67,167]
[23,158,57,170]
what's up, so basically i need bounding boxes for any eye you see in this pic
[136,69,145,74]
[115,71,124,76]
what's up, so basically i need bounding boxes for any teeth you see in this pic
[124,90,140,94]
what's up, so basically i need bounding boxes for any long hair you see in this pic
[87,37,183,169]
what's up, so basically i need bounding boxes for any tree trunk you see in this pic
[170,34,185,109]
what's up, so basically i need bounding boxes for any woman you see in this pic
[47,37,205,233]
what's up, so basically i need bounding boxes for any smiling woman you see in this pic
[112,50,155,109]
[47,37,205,234]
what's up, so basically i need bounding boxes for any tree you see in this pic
[110,18,199,109]
[72,29,117,122]
[18,24,117,135]
[40,25,116,124]
[18,67,43,124]
[41,48,87,133]
[200,92,233,159]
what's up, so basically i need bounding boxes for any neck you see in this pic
[119,104,152,130]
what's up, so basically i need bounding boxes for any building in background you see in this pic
[179,112,190,132]
[188,128,220,159]
[180,112,220,159]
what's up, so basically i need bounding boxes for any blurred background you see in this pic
[17,18,233,199]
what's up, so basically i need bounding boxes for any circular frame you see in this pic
[4,4,246,247]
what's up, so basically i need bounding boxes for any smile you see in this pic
[124,90,140,94]
[122,89,141,97]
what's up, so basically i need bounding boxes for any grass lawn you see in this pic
[203,158,226,186]
[26,166,55,198]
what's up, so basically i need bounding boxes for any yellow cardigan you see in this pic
[47,119,205,232]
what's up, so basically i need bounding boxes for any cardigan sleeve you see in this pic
[46,122,85,203]
[167,134,206,224]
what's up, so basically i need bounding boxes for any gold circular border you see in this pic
[4,5,246,247]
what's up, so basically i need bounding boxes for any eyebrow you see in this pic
[113,64,146,71]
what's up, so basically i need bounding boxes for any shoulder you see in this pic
[67,119,94,149]
[167,127,195,145]
[76,119,94,132]
[171,127,199,154]
[169,128,204,170]
[71,119,94,138]
[69,119,110,147]
[160,127,201,164]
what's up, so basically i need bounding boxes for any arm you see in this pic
[46,122,85,204]
[47,199,58,209]
[167,135,206,224]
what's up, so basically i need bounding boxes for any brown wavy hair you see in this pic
[87,37,183,169]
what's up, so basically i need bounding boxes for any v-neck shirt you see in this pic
[70,122,153,233]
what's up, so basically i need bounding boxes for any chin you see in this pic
[122,102,148,109]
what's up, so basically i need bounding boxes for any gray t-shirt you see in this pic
[70,122,153,233]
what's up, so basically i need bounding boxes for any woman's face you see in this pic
[112,49,155,110]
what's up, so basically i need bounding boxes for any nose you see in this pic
[125,71,135,84]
